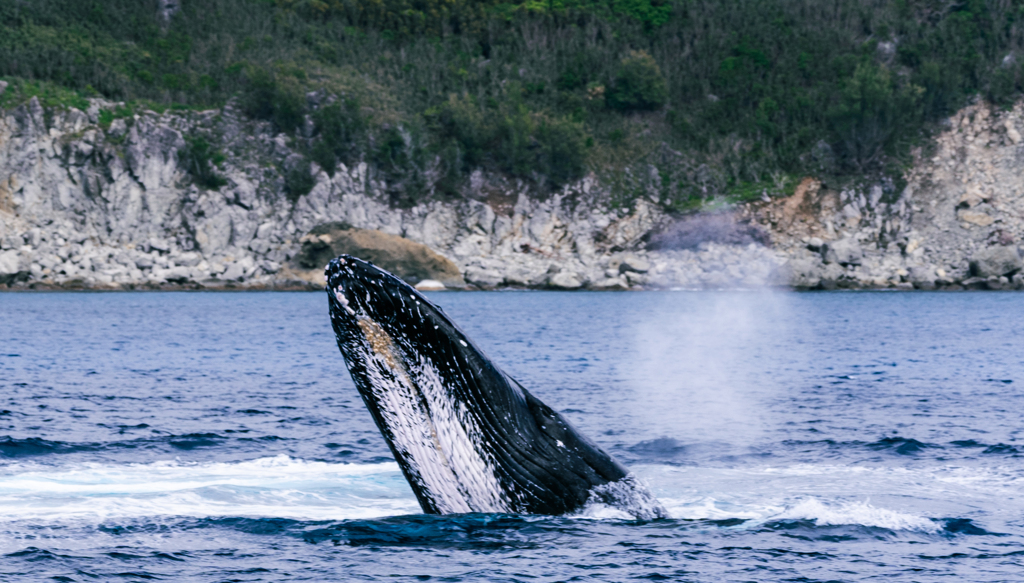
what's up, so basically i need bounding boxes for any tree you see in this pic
[606,50,668,112]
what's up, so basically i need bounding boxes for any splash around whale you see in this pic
[325,255,666,519]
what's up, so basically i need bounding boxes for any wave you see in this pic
[0,457,1012,539]
[0,455,418,522]
[769,498,940,533]
[780,437,1024,458]
[302,514,553,548]
[0,433,295,459]
[6,433,1022,468]
[0,437,101,457]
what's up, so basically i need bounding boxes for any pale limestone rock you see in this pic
[822,238,862,266]
[1006,120,1021,144]
[0,249,24,277]
[590,276,628,291]
[617,253,650,274]
[464,265,503,288]
[970,246,1023,277]
[547,271,584,289]
[959,211,995,227]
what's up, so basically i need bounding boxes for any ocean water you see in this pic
[1,290,1022,582]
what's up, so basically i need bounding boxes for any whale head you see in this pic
[325,255,665,518]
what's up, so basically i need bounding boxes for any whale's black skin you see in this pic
[326,255,665,517]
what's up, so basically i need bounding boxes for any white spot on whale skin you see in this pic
[557,440,565,448]
[335,289,355,316]
[460,340,467,347]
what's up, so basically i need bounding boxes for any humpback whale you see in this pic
[326,255,666,519]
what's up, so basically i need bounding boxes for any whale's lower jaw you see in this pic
[326,255,667,518]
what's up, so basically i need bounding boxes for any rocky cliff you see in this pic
[747,100,1024,291]
[1,94,1022,291]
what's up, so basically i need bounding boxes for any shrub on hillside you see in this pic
[429,95,588,188]
[606,50,667,112]
[533,115,588,187]
[827,62,923,170]
[240,69,305,134]
[284,158,316,201]
[180,135,227,190]
[428,94,490,173]
[310,98,367,176]
[373,124,433,207]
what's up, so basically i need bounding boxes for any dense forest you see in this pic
[2,0,1024,209]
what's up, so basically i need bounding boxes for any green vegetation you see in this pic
[180,135,228,189]
[310,97,367,176]
[606,50,667,112]
[0,77,90,111]
[427,93,588,189]
[2,0,1024,207]
[284,161,317,201]
[97,103,134,129]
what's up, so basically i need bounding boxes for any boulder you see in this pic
[961,276,989,290]
[547,271,584,290]
[502,265,539,287]
[959,210,995,227]
[624,271,648,286]
[821,238,862,266]
[589,276,629,291]
[222,257,255,281]
[969,246,1023,278]
[0,250,29,285]
[784,258,844,289]
[296,223,463,287]
[986,276,1010,290]
[1013,273,1024,290]
[782,258,820,289]
[617,253,650,274]
[907,265,937,290]
[176,252,202,267]
[463,266,503,288]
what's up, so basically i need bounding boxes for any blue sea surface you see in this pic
[1,290,1022,581]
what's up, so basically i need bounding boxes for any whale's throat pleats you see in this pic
[355,316,513,514]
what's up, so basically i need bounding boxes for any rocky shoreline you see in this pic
[1,96,1023,292]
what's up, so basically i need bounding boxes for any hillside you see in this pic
[3,0,1024,209]
[2,0,1024,292]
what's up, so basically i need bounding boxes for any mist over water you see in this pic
[1,291,1023,581]
[626,291,801,446]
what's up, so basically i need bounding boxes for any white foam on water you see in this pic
[774,497,940,532]
[659,496,783,522]
[0,455,420,522]
[0,459,1015,533]
[633,462,1020,532]
[574,503,634,520]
